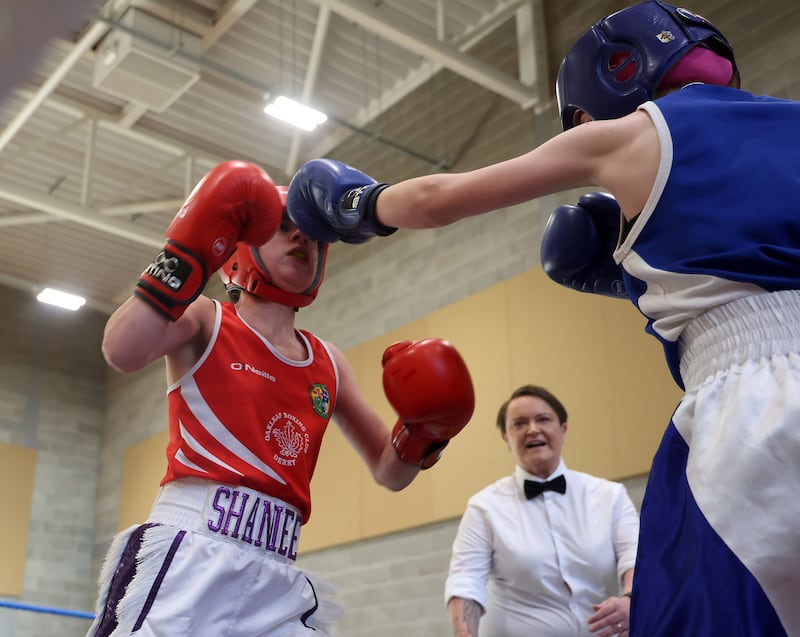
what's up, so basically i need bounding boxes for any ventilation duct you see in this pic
[93,8,200,112]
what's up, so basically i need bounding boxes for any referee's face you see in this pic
[502,395,567,479]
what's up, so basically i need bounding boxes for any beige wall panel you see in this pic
[304,342,368,550]
[365,467,439,538]
[426,284,514,518]
[303,423,361,551]
[600,301,683,477]
[355,319,438,538]
[506,269,618,478]
[507,268,681,480]
[1,444,36,596]
[118,431,169,531]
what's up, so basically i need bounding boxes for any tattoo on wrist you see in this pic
[462,599,481,636]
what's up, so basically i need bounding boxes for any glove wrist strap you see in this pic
[338,183,397,242]
[391,420,449,470]
[135,240,209,321]
[361,183,397,237]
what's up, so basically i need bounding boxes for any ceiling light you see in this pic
[264,96,327,131]
[37,288,87,311]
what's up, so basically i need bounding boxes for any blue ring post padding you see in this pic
[0,599,95,620]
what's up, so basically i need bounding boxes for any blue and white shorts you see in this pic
[631,291,800,637]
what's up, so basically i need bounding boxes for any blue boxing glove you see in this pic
[286,158,398,244]
[540,191,627,298]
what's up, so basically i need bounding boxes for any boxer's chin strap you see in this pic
[221,243,328,309]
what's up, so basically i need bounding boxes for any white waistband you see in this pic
[149,478,302,563]
[679,290,800,390]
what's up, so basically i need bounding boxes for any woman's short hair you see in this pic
[496,385,568,433]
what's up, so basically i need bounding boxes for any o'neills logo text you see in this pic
[230,362,277,382]
[207,486,301,560]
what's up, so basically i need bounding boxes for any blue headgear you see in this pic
[556,0,738,130]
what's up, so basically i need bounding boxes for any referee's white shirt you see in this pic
[445,460,639,637]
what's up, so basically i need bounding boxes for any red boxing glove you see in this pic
[382,339,475,469]
[135,160,283,320]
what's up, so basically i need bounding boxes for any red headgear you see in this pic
[220,186,328,308]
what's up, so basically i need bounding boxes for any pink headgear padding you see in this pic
[660,46,734,89]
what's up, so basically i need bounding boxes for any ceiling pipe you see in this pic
[0,212,53,227]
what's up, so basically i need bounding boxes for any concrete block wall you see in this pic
[295,96,561,349]
[90,362,169,581]
[296,199,547,350]
[300,520,461,637]
[0,286,107,637]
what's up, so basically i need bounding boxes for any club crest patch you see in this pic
[309,383,331,417]
[265,412,310,467]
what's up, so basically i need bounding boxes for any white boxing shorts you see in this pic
[86,478,341,637]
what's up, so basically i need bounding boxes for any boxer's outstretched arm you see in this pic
[375,111,659,229]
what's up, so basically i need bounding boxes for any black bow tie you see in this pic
[524,474,567,499]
